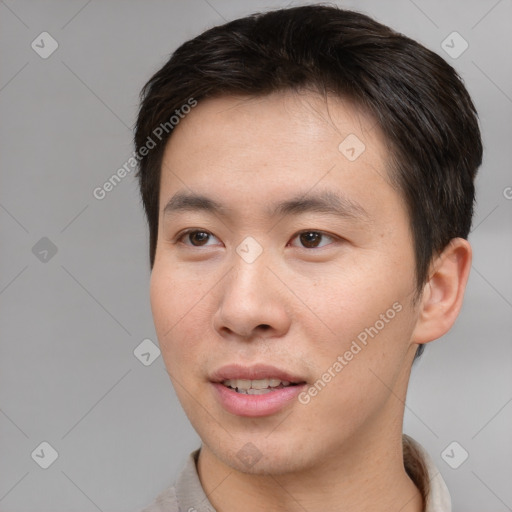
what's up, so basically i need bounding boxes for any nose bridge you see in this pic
[214,241,290,337]
[227,245,273,306]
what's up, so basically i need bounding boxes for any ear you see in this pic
[412,238,472,345]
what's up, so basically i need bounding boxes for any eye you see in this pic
[289,231,336,249]
[177,229,221,247]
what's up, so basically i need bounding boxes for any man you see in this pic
[135,5,482,511]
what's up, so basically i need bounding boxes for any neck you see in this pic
[197,424,423,512]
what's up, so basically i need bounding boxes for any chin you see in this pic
[205,431,319,476]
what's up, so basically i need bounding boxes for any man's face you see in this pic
[150,92,422,474]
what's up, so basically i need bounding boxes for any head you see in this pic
[135,4,481,480]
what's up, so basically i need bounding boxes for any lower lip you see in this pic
[211,383,306,417]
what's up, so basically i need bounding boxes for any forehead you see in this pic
[159,91,398,217]
[164,91,384,158]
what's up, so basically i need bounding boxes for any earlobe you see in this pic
[412,238,472,345]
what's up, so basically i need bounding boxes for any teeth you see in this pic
[247,388,273,395]
[252,378,275,390]
[222,378,295,392]
[232,379,252,390]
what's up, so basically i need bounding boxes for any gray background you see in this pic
[0,0,511,510]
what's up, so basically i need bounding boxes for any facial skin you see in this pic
[150,91,471,512]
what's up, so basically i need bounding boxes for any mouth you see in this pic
[210,364,307,417]
[221,378,302,395]
[211,363,307,388]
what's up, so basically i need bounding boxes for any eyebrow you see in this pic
[163,190,370,222]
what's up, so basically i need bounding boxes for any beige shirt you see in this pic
[141,437,451,512]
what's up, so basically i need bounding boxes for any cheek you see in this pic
[301,304,416,440]
[313,256,408,333]
[306,263,417,396]
[150,265,178,340]
[149,263,211,370]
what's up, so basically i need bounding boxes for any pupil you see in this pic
[300,232,320,248]
[191,231,209,245]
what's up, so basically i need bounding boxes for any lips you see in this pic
[210,363,307,417]
[210,363,306,384]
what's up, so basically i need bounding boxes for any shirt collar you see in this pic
[406,437,452,512]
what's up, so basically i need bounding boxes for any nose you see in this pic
[212,251,292,341]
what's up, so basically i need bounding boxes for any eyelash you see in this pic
[175,229,338,249]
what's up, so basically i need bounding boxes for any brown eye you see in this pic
[189,231,210,246]
[290,230,335,249]
[179,230,219,247]
[300,232,322,248]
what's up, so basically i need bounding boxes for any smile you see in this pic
[210,365,307,417]
[222,378,300,395]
